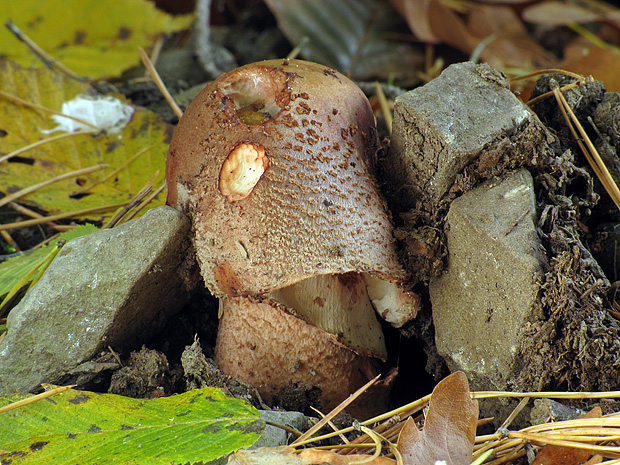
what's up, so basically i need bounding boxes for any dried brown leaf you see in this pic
[531,407,602,465]
[467,5,557,70]
[228,447,395,465]
[562,46,620,92]
[298,449,395,465]
[389,0,474,49]
[389,0,438,43]
[522,1,602,26]
[397,372,479,465]
[264,0,423,85]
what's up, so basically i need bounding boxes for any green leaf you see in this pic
[264,0,422,85]
[0,224,98,298]
[0,0,193,79]
[0,61,168,219]
[0,387,263,465]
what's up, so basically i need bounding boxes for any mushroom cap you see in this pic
[214,295,383,415]
[167,59,408,297]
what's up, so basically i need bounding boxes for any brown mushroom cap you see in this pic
[166,59,408,297]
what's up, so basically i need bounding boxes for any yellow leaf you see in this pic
[0,0,193,79]
[0,61,169,220]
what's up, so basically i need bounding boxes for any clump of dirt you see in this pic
[511,75,620,406]
[272,383,322,415]
[180,337,266,409]
[108,346,178,398]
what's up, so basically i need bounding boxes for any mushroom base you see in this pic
[214,296,386,417]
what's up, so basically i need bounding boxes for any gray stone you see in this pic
[385,61,546,210]
[429,169,546,390]
[0,206,191,394]
[205,410,309,465]
[253,410,309,449]
[530,399,586,426]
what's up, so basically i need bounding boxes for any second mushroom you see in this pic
[166,59,419,416]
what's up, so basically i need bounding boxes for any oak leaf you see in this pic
[397,372,479,465]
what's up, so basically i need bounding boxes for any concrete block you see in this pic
[429,169,546,390]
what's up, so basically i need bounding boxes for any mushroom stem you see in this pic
[214,295,382,415]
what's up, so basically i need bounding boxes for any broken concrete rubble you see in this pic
[0,206,190,395]
[429,169,546,390]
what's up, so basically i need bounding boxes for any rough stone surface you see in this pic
[529,399,586,425]
[384,61,546,211]
[0,206,191,394]
[429,169,546,390]
[206,410,310,465]
[253,410,309,449]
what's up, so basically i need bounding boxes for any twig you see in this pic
[103,170,161,228]
[0,230,20,252]
[512,68,585,83]
[292,374,381,446]
[264,420,303,438]
[499,397,529,431]
[310,406,350,445]
[293,393,431,448]
[117,182,165,225]
[103,185,153,229]
[8,202,70,232]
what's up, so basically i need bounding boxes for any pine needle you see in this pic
[0,89,100,130]
[553,86,620,212]
[0,129,99,164]
[375,82,392,135]
[0,164,109,210]
[0,384,76,414]
[4,20,84,80]
[0,203,128,231]
[138,46,183,120]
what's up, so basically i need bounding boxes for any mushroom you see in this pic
[166,59,419,414]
